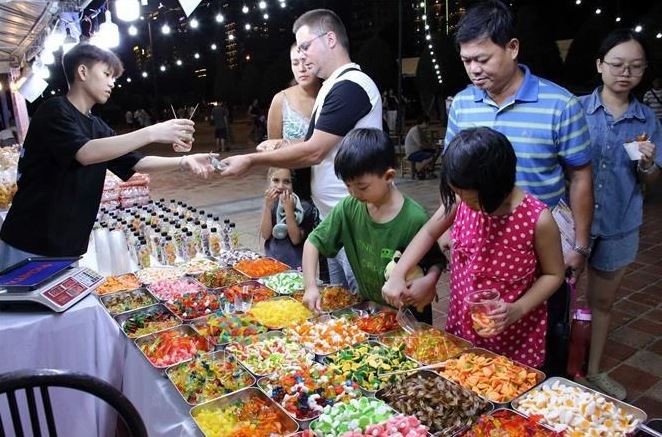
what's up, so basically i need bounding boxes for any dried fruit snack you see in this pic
[234,258,290,278]
[95,273,141,295]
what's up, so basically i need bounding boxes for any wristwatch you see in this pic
[573,243,591,258]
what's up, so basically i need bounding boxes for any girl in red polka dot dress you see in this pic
[383,127,565,368]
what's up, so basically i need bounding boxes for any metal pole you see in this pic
[446,0,449,35]
[397,0,403,142]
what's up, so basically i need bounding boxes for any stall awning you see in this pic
[0,1,89,74]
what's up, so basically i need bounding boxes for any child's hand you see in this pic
[264,188,279,208]
[488,300,525,335]
[280,190,295,213]
[302,286,322,313]
[400,272,437,311]
[382,277,407,308]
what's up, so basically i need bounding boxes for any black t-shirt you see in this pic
[0,97,142,257]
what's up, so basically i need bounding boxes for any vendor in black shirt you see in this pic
[0,43,214,270]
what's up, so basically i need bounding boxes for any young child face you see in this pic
[269,169,293,194]
[344,170,395,204]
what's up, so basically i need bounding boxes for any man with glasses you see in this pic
[220,9,382,290]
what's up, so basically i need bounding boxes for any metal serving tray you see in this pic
[324,340,420,397]
[308,398,398,436]
[163,287,226,322]
[283,314,368,363]
[100,287,158,316]
[179,256,222,276]
[376,370,492,437]
[332,301,399,336]
[511,376,647,435]
[94,272,141,296]
[247,295,314,330]
[317,284,361,312]
[219,280,276,303]
[189,312,268,349]
[436,347,545,406]
[165,350,255,406]
[376,322,472,365]
[234,257,291,280]
[257,270,304,295]
[225,330,315,378]
[195,267,249,289]
[114,303,182,339]
[190,387,299,437]
[134,324,212,371]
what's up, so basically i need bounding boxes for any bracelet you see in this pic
[638,162,657,174]
[573,243,591,258]
[178,155,187,171]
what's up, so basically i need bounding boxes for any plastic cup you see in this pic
[623,141,642,160]
[464,289,500,337]
[172,141,192,152]
[234,286,253,312]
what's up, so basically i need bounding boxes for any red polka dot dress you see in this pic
[447,193,548,368]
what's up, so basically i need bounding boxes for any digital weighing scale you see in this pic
[0,257,104,312]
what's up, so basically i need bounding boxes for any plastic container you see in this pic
[464,289,500,338]
[566,308,592,378]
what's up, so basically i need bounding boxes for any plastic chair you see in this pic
[0,369,147,437]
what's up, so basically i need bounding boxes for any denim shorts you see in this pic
[588,230,639,272]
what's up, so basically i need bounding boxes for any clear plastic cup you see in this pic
[464,289,500,337]
[233,286,253,312]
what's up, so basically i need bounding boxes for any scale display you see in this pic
[0,258,103,312]
[0,257,78,290]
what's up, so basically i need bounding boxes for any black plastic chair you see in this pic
[0,369,147,437]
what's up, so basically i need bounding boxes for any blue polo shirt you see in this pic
[445,65,591,207]
[580,88,662,238]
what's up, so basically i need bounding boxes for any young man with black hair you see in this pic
[301,128,445,324]
[0,43,214,269]
[220,9,383,291]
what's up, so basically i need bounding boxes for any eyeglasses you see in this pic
[601,60,647,77]
[296,32,328,54]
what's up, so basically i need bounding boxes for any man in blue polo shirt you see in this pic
[445,0,593,282]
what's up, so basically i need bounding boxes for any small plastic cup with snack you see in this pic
[464,289,501,337]
[623,132,649,161]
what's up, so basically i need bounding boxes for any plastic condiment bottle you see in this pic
[567,308,592,378]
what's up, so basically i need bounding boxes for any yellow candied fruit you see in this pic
[248,299,312,329]
[193,409,237,437]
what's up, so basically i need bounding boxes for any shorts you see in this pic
[588,230,639,272]
[215,127,227,139]
[408,149,435,162]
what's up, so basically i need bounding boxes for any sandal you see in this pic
[576,372,627,400]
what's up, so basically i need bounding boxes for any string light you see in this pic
[419,1,442,85]
[190,18,199,29]
[115,0,141,22]
[161,23,171,34]
[160,65,166,71]
[634,25,643,32]
[242,5,249,13]
[595,8,601,14]
[126,77,132,83]
[176,59,182,66]
[228,34,235,41]
[141,71,148,78]
[657,32,662,39]
[575,0,581,4]
[211,43,217,50]
[258,1,267,9]
[215,13,224,23]
[263,13,269,20]
[615,16,621,22]
[280,2,286,8]
[244,23,251,30]
[128,24,138,36]
[194,52,200,59]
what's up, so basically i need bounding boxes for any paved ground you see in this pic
[143,122,662,418]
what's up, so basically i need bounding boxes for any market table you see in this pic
[0,295,124,437]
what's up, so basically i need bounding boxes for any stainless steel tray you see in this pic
[332,301,399,336]
[324,340,419,396]
[436,347,545,406]
[317,284,361,312]
[195,267,249,289]
[376,370,492,436]
[308,398,397,436]
[283,314,369,361]
[376,322,472,365]
[219,279,276,303]
[179,256,222,276]
[163,287,225,321]
[247,296,314,330]
[114,303,181,339]
[234,257,291,280]
[511,376,647,435]
[225,330,315,378]
[134,324,212,370]
[190,387,299,437]
[100,287,158,316]
[455,407,562,436]
[189,312,268,349]
[165,349,255,406]
[145,276,207,301]
[257,269,304,295]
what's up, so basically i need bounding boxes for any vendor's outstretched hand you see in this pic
[218,155,252,177]
[181,153,215,179]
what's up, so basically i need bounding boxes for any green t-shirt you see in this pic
[308,195,445,303]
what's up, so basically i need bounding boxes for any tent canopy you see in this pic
[0,1,87,74]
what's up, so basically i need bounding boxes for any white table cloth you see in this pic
[0,295,125,437]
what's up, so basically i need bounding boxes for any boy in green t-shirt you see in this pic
[302,128,446,323]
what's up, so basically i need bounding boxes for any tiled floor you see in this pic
[146,123,662,418]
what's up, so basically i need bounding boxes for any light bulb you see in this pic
[44,28,66,52]
[595,8,601,14]
[242,5,249,13]
[93,10,120,49]
[657,32,662,39]
[616,16,621,22]
[127,77,132,82]
[161,23,171,34]
[41,50,55,65]
[190,18,199,29]
[228,34,235,41]
[280,1,286,8]
[128,24,138,36]
[160,65,166,71]
[245,23,251,30]
[115,0,141,22]
[425,34,431,40]
[259,1,266,9]
[142,71,148,78]
[211,43,217,50]
[634,25,643,32]
[51,90,56,95]
[263,13,269,20]
[176,59,182,66]
[194,53,200,59]
[215,13,224,23]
